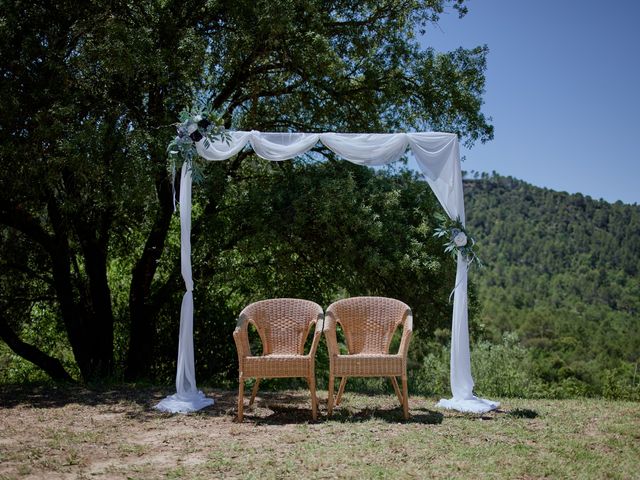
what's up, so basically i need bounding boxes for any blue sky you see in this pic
[418,1,640,205]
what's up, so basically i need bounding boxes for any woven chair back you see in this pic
[326,296,410,354]
[239,298,322,355]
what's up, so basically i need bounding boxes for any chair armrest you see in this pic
[308,312,324,357]
[323,311,340,357]
[233,313,251,361]
[399,309,413,358]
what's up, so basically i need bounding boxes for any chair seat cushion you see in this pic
[243,354,311,378]
[334,353,403,377]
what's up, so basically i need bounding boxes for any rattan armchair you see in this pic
[324,296,413,419]
[233,298,324,421]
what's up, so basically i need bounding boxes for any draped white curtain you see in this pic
[155,131,499,414]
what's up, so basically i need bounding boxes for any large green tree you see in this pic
[0,0,492,382]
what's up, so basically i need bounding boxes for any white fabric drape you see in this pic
[155,166,214,413]
[320,133,409,165]
[156,130,498,414]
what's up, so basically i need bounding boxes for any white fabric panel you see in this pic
[409,134,498,413]
[179,164,194,293]
[155,164,214,413]
[408,133,462,220]
[450,254,472,399]
[249,132,321,161]
[195,131,251,161]
[159,130,498,414]
[319,133,409,165]
[437,396,501,414]
[155,389,215,413]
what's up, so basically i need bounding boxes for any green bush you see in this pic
[412,331,640,401]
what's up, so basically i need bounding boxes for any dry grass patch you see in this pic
[0,385,638,479]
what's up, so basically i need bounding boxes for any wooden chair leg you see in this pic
[327,373,335,416]
[336,377,348,406]
[390,377,403,405]
[237,377,245,422]
[249,378,261,407]
[401,374,409,420]
[307,375,318,421]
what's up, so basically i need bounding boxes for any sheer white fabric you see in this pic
[155,166,214,413]
[250,132,321,160]
[320,133,409,165]
[199,131,252,160]
[157,130,499,414]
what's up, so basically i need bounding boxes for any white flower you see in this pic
[453,231,468,247]
[194,115,203,122]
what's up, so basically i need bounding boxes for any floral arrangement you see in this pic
[433,212,481,266]
[167,104,229,182]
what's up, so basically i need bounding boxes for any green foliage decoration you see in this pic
[433,212,481,265]
[167,104,229,183]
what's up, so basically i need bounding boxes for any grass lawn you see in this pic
[0,385,638,479]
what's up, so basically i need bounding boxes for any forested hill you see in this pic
[465,174,640,312]
[463,174,640,398]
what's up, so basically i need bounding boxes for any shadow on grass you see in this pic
[237,391,444,425]
[507,408,538,419]
[329,406,443,425]
[234,390,322,425]
[443,407,540,422]
[0,384,445,425]
[0,384,326,424]
[0,383,159,409]
[0,383,235,419]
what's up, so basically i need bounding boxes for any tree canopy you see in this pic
[0,0,492,382]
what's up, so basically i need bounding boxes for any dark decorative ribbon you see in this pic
[189,130,203,142]
[197,119,211,129]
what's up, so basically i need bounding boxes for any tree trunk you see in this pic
[79,240,115,379]
[125,168,175,381]
[125,74,182,381]
[48,197,115,381]
[0,314,74,382]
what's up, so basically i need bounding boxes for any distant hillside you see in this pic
[463,174,640,398]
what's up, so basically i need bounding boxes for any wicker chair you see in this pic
[233,298,324,421]
[324,296,413,419]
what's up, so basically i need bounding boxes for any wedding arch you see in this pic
[155,130,499,414]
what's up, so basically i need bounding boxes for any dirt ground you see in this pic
[1,385,639,479]
[0,387,309,478]
[0,385,429,479]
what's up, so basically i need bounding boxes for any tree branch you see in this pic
[0,204,55,254]
[0,313,74,382]
[211,48,262,110]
